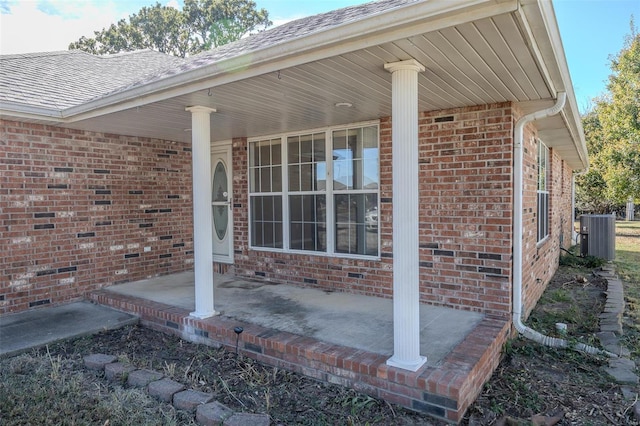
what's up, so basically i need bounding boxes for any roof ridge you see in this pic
[99,49,174,59]
[189,0,411,62]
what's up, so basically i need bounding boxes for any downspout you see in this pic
[512,92,614,357]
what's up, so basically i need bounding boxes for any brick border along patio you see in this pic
[91,290,509,423]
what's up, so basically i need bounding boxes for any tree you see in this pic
[576,20,640,214]
[68,0,271,57]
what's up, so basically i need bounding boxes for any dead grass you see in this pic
[0,329,435,425]
[0,350,195,425]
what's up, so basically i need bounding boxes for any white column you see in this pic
[186,106,218,319]
[384,59,427,371]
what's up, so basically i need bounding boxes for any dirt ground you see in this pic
[1,263,638,425]
[7,325,438,425]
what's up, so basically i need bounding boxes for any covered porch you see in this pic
[90,271,509,422]
[0,0,585,421]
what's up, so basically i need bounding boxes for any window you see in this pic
[249,138,283,248]
[332,127,379,256]
[537,140,549,242]
[249,123,379,257]
[288,132,327,252]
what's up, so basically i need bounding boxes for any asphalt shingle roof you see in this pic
[108,0,416,97]
[0,50,184,110]
[0,0,416,112]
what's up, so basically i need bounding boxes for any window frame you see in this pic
[248,138,284,249]
[537,139,550,243]
[248,120,380,259]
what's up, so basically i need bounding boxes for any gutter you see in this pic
[0,101,65,121]
[512,91,613,357]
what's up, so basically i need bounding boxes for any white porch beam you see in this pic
[186,105,218,319]
[384,59,427,371]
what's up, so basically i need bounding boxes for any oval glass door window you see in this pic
[212,161,228,241]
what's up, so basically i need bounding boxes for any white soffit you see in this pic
[1,0,587,169]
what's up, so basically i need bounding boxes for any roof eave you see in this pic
[59,0,519,122]
[516,0,589,170]
[0,101,65,122]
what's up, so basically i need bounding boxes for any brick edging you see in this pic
[83,353,269,425]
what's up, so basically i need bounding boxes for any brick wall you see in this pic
[1,120,194,314]
[2,101,576,318]
[417,104,513,316]
[232,103,514,317]
[519,119,575,317]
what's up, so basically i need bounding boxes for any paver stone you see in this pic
[195,401,234,425]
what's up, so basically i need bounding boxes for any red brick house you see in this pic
[1,0,587,421]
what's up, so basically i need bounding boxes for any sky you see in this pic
[0,0,638,113]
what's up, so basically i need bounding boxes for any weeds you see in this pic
[219,376,246,408]
[163,361,177,377]
[337,392,380,425]
[527,270,605,339]
[46,345,62,381]
[237,360,272,386]
[559,253,607,268]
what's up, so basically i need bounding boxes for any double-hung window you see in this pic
[537,140,549,242]
[249,123,379,258]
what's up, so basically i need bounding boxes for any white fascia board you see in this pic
[517,0,588,170]
[61,0,518,122]
[536,0,588,169]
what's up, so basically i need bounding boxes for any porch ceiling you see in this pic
[7,0,587,169]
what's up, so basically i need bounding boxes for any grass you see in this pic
[0,350,196,425]
[614,220,640,358]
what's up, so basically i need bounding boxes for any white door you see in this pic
[211,143,233,264]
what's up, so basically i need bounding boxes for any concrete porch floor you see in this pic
[92,271,510,422]
[106,271,482,366]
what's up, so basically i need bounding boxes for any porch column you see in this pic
[186,105,218,319]
[384,59,427,371]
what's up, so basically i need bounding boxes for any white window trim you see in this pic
[537,139,550,245]
[248,120,381,260]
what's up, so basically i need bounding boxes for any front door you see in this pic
[211,143,233,264]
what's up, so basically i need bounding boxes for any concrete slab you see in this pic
[107,271,485,367]
[0,301,138,357]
